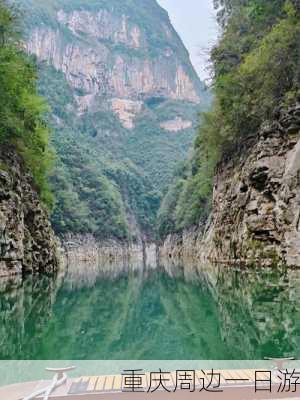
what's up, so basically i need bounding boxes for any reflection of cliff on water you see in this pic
[214,266,300,359]
[1,259,300,359]
[24,261,227,359]
[0,272,63,359]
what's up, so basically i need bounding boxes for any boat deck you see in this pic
[0,369,298,400]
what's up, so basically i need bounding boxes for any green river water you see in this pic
[1,260,300,360]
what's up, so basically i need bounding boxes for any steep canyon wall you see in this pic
[161,105,300,266]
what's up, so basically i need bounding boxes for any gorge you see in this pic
[19,0,209,245]
[160,104,300,267]
[158,0,300,267]
[1,0,300,365]
[0,0,210,277]
[0,0,299,277]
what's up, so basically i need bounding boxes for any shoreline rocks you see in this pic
[0,146,60,277]
[62,234,158,267]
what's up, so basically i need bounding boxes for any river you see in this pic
[0,258,300,360]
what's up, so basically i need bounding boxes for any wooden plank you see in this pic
[201,370,217,386]
[196,370,211,387]
[231,369,251,382]
[239,369,256,381]
[113,374,123,391]
[171,371,201,391]
[70,369,282,395]
[212,371,227,385]
[105,375,115,391]
[255,370,272,380]
[86,376,98,392]
[205,370,226,386]
[218,372,227,385]
[144,371,173,391]
[68,379,84,395]
[121,371,148,391]
[160,371,173,390]
[220,370,242,381]
[95,376,106,392]
[168,371,176,389]
[196,370,209,383]
[144,372,151,391]
[74,377,89,394]
[272,372,283,384]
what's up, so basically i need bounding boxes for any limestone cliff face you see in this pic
[0,147,59,277]
[207,104,300,266]
[25,2,202,129]
[160,104,300,267]
[17,0,207,241]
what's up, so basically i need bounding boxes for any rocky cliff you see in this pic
[16,0,208,241]
[160,104,300,267]
[0,147,59,277]
[26,3,201,120]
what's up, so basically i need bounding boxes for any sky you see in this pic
[157,0,219,81]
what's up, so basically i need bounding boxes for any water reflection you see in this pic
[214,266,300,359]
[0,259,299,359]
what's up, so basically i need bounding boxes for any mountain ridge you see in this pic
[16,0,209,241]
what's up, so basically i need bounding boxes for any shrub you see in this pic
[158,0,300,237]
[0,0,54,207]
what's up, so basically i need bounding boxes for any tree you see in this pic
[0,0,54,207]
[158,0,300,238]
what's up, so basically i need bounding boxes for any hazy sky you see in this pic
[157,0,219,81]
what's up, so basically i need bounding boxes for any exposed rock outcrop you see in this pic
[111,98,143,129]
[0,147,59,277]
[26,5,202,128]
[63,234,157,268]
[161,104,300,266]
[19,0,208,241]
[160,117,192,132]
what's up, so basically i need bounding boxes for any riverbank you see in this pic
[160,105,300,268]
[158,227,284,268]
[62,235,158,268]
[0,147,60,278]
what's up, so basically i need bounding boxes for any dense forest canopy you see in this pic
[0,0,53,206]
[158,0,300,238]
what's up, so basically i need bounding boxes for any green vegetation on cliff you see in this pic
[37,64,165,240]
[0,0,53,206]
[158,0,300,238]
[16,0,208,241]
